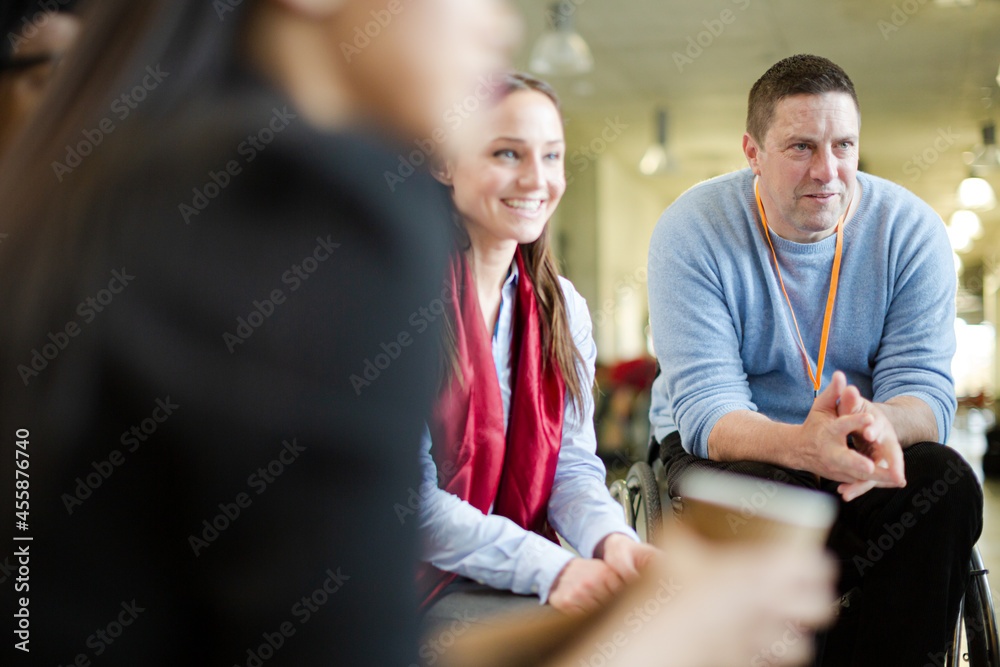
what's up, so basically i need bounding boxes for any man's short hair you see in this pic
[746,54,859,143]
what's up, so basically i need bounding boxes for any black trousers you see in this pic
[659,432,984,667]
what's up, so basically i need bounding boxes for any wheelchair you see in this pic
[609,437,1000,667]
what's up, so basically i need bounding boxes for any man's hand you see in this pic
[548,558,625,615]
[793,371,902,500]
[834,381,906,501]
[594,532,659,583]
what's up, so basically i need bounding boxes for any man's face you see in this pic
[743,92,860,243]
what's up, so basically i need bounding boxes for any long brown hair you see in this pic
[442,72,587,417]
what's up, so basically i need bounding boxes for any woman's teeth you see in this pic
[502,199,543,211]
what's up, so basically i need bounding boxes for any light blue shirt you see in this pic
[648,168,957,458]
[418,264,638,603]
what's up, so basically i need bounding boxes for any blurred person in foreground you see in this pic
[0,0,81,155]
[0,2,834,666]
[0,0,514,664]
[648,54,983,665]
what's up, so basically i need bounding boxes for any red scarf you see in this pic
[417,247,566,608]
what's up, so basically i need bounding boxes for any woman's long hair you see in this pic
[0,0,255,400]
[443,72,588,417]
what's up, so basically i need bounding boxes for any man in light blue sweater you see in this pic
[648,54,982,665]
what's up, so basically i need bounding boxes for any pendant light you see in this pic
[529,2,594,76]
[639,109,676,176]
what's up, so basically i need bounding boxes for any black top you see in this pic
[0,79,451,665]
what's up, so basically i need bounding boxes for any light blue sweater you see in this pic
[648,168,957,459]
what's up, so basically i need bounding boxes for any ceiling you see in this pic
[509,0,1000,269]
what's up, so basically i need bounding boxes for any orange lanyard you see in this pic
[754,180,845,399]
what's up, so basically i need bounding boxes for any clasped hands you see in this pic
[796,370,906,502]
[548,533,657,615]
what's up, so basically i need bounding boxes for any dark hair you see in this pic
[442,71,587,416]
[746,54,859,143]
[500,71,561,113]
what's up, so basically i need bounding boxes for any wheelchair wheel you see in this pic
[609,479,634,530]
[625,462,662,543]
[946,547,1000,667]
[961,549,1000,667]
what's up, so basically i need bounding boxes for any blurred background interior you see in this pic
[506,0,1000,589]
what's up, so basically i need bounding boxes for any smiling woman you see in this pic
[417,72,658,629]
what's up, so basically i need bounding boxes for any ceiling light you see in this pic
[639,109,676,176]
[529,2,594,76]
[952,209,982,236]
[969,122,1000,173]
[958,176,996,210]
[948,225,974,253]
[948,211,982,253]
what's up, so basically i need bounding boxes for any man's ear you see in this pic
[742,132,762,175]
[268,0,347,19]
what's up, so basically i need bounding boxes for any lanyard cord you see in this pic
[754,180,845,398]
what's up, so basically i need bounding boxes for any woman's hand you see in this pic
[548,558,625,615]
[595,532,660,583]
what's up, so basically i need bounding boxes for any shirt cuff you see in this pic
[516,535,575,604]
[694,401,756,458]
[575,520,641,560]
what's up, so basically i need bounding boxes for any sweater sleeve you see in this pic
[870,200,957,443]
[647,184,758,459]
